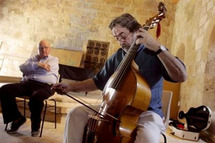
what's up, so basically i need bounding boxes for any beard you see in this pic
[121,35,136,51]
[121,43,130,50]
[121,43,131,52]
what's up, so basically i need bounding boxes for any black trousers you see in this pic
[0,80,55,130]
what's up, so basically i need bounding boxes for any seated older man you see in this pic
[0,40,59,136]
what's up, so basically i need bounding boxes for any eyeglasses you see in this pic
[114,32,130,41]
[39,46,49,50]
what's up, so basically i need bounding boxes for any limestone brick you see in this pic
[196,61,206,74]
[172,4,215,139]
[116,0,132,7]
[207,0,214,11]
[195,35,204,51]
[199,12,208,28]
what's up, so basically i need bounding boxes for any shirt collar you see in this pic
[137,44,146,53]
[37,55,49,61]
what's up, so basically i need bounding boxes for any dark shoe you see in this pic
[31,119,40,137]
[31,130,40,137]
[7,116,26,134]
[31,119,41,132]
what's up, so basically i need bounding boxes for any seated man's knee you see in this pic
[30,89,50,102]
[68,106,88,117]
[0,84,14,98]
[135,122,161,143]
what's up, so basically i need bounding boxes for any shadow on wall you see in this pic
[204,23,215,109]
[206,24,215,74]
[0,0,6,20]
[176,43,185,62]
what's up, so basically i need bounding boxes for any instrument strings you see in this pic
[111,42,139,89]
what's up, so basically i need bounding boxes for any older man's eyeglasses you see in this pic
[39,46,49,50]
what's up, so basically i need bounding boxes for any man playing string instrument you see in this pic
[52,13,187,143]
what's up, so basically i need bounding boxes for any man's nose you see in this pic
[119,40,125,45]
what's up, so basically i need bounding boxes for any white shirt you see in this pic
[19,54,59,85]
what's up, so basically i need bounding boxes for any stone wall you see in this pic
[172,0,215,114]
[171,0,215,140]
[0,0,176,76]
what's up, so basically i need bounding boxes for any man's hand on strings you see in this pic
[135,28,161,52]
[52,83,71,94]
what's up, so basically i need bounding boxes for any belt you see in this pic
[25,80,53,86]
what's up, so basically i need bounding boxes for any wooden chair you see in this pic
[161,90,173,143]
[4,74,60,137]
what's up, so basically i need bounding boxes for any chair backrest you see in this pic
[162,90,173,128]
[84,40,110,74]
[58,64,94,82]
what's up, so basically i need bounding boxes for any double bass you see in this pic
[64,2,167,143]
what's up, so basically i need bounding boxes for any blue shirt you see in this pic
[19,55,59,85]
[93,45,177,117]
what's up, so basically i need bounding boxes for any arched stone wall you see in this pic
[203,24,215,110]
[176,43,185,111]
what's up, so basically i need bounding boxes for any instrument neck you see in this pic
[110,42,140,89]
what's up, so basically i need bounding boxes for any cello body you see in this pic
[83,63,151,143]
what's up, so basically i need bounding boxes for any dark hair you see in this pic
[109,13,141,33]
